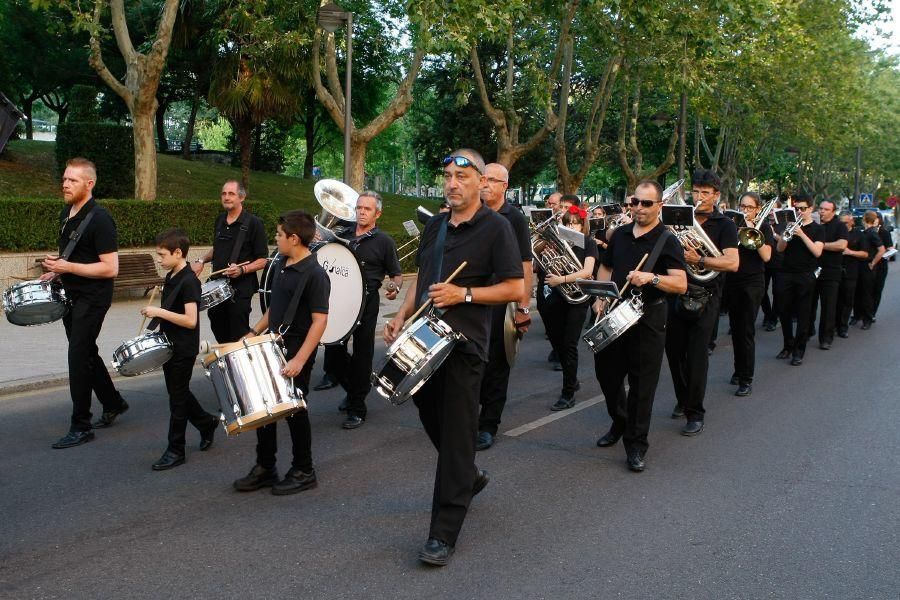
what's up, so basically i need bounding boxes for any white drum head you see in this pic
[315,242,365,344]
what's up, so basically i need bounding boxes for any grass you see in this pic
[0,139,441,239]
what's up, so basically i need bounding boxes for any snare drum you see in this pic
[3,279,69,326]
[582,294,643,354]
[201,334,306,436]
[372,313,465,405]
[112,331,173,376]
[200,278,233,311]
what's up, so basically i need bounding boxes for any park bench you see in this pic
[35,252,164,296]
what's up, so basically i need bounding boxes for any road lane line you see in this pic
[503,395,604,437]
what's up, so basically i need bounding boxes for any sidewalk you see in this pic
[0,275,417,396]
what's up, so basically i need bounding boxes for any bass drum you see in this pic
[258,241,366,345]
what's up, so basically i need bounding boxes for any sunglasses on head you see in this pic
[627,197,658,208]
[442,155,482,173]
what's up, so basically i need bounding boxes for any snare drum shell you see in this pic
[3,280,69,326]
[199,279,234,311]
[112,332,174,376]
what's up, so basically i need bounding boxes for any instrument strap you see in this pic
[147,277,187,331]
[226,217,250,266]
[419,215,449,310]
[279,266,310,339]
[643,229,674,280]
[60,205,97,261]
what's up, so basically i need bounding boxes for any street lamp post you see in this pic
[317,2,353,186]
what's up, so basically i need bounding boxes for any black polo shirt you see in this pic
[336,226,402,292]
[842,227,866,280]
[211,209,268,295]
[818,217,849,276]
[159,266,202,358]
[864,227,884,261]
[878,227,893,250]
[57,198,118,303]
[782,222,824,274]
[414,206,524,362]
[728,222,774,284]
[498,201,532,262]
[603,221,686,304]
[267,253,330,343]
[695,209,739,291]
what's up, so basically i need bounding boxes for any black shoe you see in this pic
[776,348,791,359]
[551,361,563,371]
[92,400,130,429]
[596,429,621,447]
[233,464,279,492]
[861,321,872,330]
[671,404,684,419]
[51,430,95,449]
[152,450,185,471]
[312,373,338,391]
[626,451,645,472]
[337,396,348,412]
[819,341,831,350]
[790,355,803,366]
[573,380,581,392]
[837,329,849,338]
[272,468,318,495]
[764,321,777,332]
[735,383,752,397]
[849,317,858,326]
[547,349,558,363]
[418,538,454,566]
[550,395,575,411]
[729,374,739,385]
[475,431,494,451]
[681,420,704,436]
[707,346,715,356]
[342,415,365,430]
[199,424,216,451]
[473,469,489,496]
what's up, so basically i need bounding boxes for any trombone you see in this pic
[738,198,777,250]
[397,206,434,262]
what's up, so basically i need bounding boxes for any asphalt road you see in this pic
[1,280,898,600]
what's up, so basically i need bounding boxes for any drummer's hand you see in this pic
[428,283,465,308]
[39,272,57,281]
[384,315,404,344]
[43,255,73,274]
[190,261,204,276]
[224,263,243,278]
[626,270,653,287]
[281,356,304,378]
[140,306,161,318]
[544,274,563,288]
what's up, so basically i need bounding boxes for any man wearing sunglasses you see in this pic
[774,193,824,365]
[384,149,524,566]
[593,181,687,472]
[666,170,739,437]
[807,200,847,350]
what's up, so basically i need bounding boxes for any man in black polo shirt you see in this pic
[774,193,824,365]
[384,149,523,566]
[808,200,847,349]
[836,212,867,338]
[476,163,532,451]
[594,180,687,472]
[666,170,739,436]
[191,180,268,343]
[42,157,128,449]
[853,210,886,329]
[323,191,402,429]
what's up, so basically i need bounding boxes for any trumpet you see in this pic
[781,220,802,242]
[738,198,777,250]
[663,179,723,283]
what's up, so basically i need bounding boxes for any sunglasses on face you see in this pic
[795,205,810,211]
[442,155,483,174]
[627,197,658,208]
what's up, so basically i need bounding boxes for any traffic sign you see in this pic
[859,193,873,207]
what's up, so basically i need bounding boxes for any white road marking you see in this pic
[503,395,605,437]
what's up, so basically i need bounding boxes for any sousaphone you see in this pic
[313,179,358,241]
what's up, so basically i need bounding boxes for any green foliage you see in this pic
[67,85,100,123]
[55,122,134,199]
[0,198,277,252]
[195,117,234,152]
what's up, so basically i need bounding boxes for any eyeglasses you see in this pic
[738,204,758,210]
[442,155,482,174]
[485,177,507,185]
[627,197,659,208]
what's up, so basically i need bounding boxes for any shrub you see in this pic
[55,122,135,199]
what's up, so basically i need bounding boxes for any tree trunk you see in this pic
[349,137,367,191]
[132,108,158,200]
[182,90,200,161]
[22,97,34,140]
[303,91,316,179]
[251,123,263,170]
[155,102,168,152]
[237,121,252,193]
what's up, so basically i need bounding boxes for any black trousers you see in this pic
[478,304,512,436]
[63,294,124,432]
[808,272,840,344]
[666,290,721,423]
[594,301,667,455]
[835,273,857,333]
[775,271,815,355]
[413,346,485,547]
[162,355,218,454]
[542,292,589,398]
[873,261,888,316]
[726,278,764,384]
[853,266,876,324]
[255,343,316,472]
[761,268,779,324]
[208,289,253,344]
[322,291,379,418]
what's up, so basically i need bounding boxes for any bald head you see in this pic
[481,163,509,209]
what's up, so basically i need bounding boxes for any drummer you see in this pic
[321,191,403,429]
[191,180,268,343]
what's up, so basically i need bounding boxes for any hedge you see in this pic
[0,198,277,252]
[55,122,134,199]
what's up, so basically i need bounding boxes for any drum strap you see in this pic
[419,216,449,309]
[147,278,186,331]
[227,221,250,266]
[60,206,97,261]
[279,275,309,338]
[640,230,674,289]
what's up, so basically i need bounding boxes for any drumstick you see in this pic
[610,253,649,310]
[208,261,251,277]
[404,261,468,327]
[138,286,160,334]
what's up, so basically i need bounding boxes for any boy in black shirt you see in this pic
[141,229,218,470]
[233,210,330,495]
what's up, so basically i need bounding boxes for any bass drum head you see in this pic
[258,249,281,313]
[315,242,365,345]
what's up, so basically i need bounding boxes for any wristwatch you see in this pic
[464,287,473,303]
[651,275,660,287]
[516,306,530,314]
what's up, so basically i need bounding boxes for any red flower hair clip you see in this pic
[567,204,587,219]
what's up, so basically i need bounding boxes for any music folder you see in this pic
[576,279,620,300]
[661,205,695,227]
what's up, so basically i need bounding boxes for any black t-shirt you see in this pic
[498,201,532,262]
[211,210,269,295]
[159,266,202,358]
[878,227,894,250]
[728,222,774,284]
[543,225,599,304]
[603,221,686,304]
[864,227,884,261]
[414,206,524,362]
[782,222,824,274]
[337,226,401,292]
[57,198,118,303]
[267,254,331,344]
[695,209,739,291]
[818,217,849,273]
[767,219,786,271]
[843,227,866,280]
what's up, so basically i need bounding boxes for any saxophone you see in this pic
[531,213,589,303]
[663,179,723,283]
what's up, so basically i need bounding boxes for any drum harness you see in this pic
[59,204,97,262]
[146,278,186,332]
[604,228,674,318]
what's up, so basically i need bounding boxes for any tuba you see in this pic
[738,198,777,250]
[313,179,358,241]
[663,179,723,283]
[531,213,589,303]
